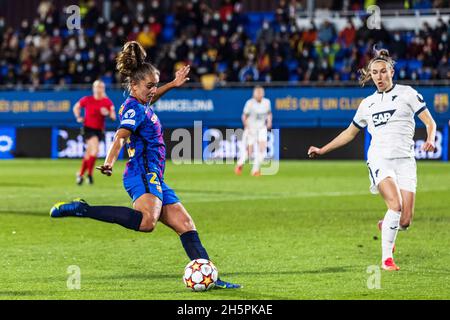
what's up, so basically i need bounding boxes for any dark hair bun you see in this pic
[116,41,147,77]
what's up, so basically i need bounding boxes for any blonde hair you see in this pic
[92,79,104,87]
[358,46,395,87]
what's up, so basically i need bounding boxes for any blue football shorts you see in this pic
[123,173,180,206]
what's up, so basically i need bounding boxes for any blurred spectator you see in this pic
[390,31,406,59]
[239,61,259,82]
[437,55,449,79]
[271,55,289,81]
[0,16,4,44]
[318,20,336,44]
[338,19,356,48]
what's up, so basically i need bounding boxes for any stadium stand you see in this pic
[0,0,448,89]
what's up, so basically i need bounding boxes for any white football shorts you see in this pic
[242,128,268,146]
[366,157,417,194]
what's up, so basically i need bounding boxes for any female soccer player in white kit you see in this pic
[235,86,272,176]
[308,48,437,271]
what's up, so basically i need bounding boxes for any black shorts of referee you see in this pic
[81,126,105,142]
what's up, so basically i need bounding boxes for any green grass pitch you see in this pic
[0,159,449,300]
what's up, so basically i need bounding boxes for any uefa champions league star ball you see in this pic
[183,259,218,292]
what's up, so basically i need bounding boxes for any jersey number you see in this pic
[148,172,160,185]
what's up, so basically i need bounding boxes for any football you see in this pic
[183,259,218,292]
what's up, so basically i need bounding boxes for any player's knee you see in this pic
[139,217,157,233]
[179,218,196,233]
[139,211,158,232]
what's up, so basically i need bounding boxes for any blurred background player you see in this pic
[51,41,241,289]
[308,47,437,271]
[73,80,116,185]
[235,86,272,176]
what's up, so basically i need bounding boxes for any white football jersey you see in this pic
[352,84,427,159]
[243,97,271,130]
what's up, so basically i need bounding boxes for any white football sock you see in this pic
[382,209,401,262]
[252,149,261,173]
[237,147,247,167]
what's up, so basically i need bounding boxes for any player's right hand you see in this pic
[76,116,84,123]
[307,146,322,158]
[96,164,113,176]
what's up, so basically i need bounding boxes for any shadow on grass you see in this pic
[0,209,49,217]
[88,266,353,283]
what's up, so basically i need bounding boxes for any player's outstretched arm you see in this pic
[97,128,131,176]
[418,109,436,152]
[308,123,360,158]
[150,65,191,105]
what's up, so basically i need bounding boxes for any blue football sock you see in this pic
[180,230,210,260]
[84,206,143,231]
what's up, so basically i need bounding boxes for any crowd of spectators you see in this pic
[0,0,448,89]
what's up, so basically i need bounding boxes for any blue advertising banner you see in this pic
[0,87,448,128]
[0,127,16,159]
[51,127,124,159]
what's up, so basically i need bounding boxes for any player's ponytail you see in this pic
[358,45,395,87]
[116,41,159,91]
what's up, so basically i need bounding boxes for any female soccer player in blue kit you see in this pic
[50,41,240,289]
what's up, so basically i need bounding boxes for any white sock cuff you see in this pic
[386,209,401,218]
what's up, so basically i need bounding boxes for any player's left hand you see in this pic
[172,65,190,87]
[421,140,435,152]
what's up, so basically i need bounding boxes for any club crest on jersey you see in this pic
[372,109,396,127]
[124,109,136,119]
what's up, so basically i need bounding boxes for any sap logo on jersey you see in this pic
[372,110,396,127]
[124,109,136,119]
